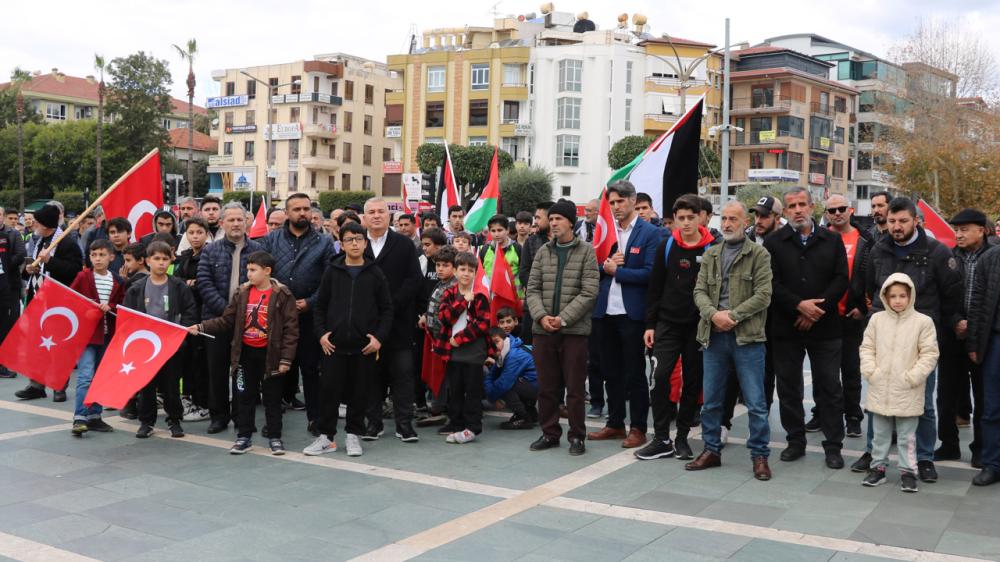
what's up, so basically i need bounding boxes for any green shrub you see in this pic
[0,191,20,212]
[499,167,553,215]
[318,191,376,214]
[52,191,86,215]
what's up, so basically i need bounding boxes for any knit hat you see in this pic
[34,204,60,229]
[949,208,988,228]
[548,199,577,224]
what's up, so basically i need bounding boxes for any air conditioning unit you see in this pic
[321,138,330,145]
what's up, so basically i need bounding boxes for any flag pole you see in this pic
[30,148,160,268]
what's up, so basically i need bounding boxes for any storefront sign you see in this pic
[263,123,302,140]
[208,155,233,166]
[748,168,800,183]
[809,172,826,185]
[225,124,257,134]
[382,161,403,174]
[386,126,402,138]
[206,95,248,108]
[758,130,776,143]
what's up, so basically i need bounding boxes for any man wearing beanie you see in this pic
[938,208,994,467]
[14,203,83,402]
[525,198,599,456]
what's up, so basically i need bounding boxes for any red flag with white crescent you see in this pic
[917,199,957,248]
[593,188,618,264]
[0,277,103,389]
[473,255,491,298]
[101,151,164,242]
[85,306,188,408]
[489,244,521,319]
[248,199,268,239]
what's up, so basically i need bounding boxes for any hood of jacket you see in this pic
[672,225,715,249]
[330,253,376,273]
[879,272,917,318]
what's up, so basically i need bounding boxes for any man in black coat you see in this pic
[0,205,26,379]
[518,201,552,344]
[763,187,849,469]
[362,197,423,442]
[967,245,1000,486]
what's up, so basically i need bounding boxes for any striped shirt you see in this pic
[93,271,114,334]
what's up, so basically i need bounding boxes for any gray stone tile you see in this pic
[935,530,1000,560]
[94,474,196,499]
[946,512,1000,539]
[696,500,786,527]
[828,553,897,562]
[0,502,68,529]
[624,490,715,516]
[266,536,367,562]
[864,499,954,531]
[31,485,132,514]
[358,502,465,539]
[849,520,944,552]
[59,525,172,561]
[644,528,751,558]
[12,513,114,545]
[810,480,892,503]
[729,539,834,561]
[528,532,644,562]
[85,497,230,542]
[571,516,671,545]
[0,475,85,507]
[0,448,100,476]
[507,506,600,533]
[426,522,562,560]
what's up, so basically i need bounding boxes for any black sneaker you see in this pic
[14,385,46,400]
[862,468,886,487]
[86,419,114,433]
[934,446,961,461]
[169,423,185,438]
[900,471,919,493]
[307,421,320,437]
[972,451,983,469]
[917,460,938,483]
[395,422,419,443]
[499,417,535,430]
[362,423,384,441]
[845,418,862,438]
[269,439,286,456]
[437,424,463,436]
[71,422,88,437]
[825,450,845,469]
[0,367,16,379]
[851,452,872,473]
[230,437,252,454]
[568,438,586,456]
[634,439,675,460]
[673,436,694,460]
[135,425,154,438]
[284,397,306,411]
[416,413,447,427]
[207,420,228,434]
[53,390,67,403]
[529,435,560,451]
[780,446,806,462]
[804,417,822,433]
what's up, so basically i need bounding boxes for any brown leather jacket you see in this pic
[200,279,299,379]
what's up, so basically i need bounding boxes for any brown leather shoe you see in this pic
[587,426,627,441]
[621,428,647,448]
[753,456,772,481]
[559,405,570,419]
[685,450,721,471]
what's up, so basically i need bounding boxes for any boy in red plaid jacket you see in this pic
[432,251,492,443]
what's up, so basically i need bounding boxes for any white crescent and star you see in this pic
[595,216,609,247]
[38,307,80,351]
[119,329,163,375]
[126,200,158,242]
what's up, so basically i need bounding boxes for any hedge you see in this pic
[318,191,375,214]
[222,191,268,213]
[53,191,86,215]
[0,191,20,212]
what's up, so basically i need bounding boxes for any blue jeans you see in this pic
[865,367,938,463]
[980,333,1000,471]
[702,332,770,458]
[74,344,106,422]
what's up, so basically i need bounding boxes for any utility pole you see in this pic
[720,18,732,204]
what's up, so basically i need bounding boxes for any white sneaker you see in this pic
[446,429,476,444]
[345,434,363,457]
[303,435,336,456]
[183,407,210,422]
[720,426,729,447]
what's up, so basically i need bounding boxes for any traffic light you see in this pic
[422,172,436,205]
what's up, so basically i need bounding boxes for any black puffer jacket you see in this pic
[314,255,394,354]
[258,224,335,309]
[196,236,264,319]
[967,245,1000,362]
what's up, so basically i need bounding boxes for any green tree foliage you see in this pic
[734,183,824,220]
[415,143,449,175]
[499,166,553,215]
[105,51,173,170]
[415,142,513,195]
[162,155,210,198]
[607,135,654,170]
[0,89,43,129]
[698,144,721,182]
[318,190,376,213]
[52,191,85,214]
[222,191,268,213]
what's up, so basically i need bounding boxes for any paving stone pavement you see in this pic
[0,374,996,562]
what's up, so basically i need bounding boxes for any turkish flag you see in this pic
[473,255,491,298]
[917,199,957,248]
[0,277,103,389]
[248,199,268,239]
[85,306,188,408]
[101,151,164,242]
[489,245,521,319]
[593,188,618,264]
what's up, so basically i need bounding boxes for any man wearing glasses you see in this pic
[823,195,874,440]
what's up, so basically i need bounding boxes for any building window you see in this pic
[310,171,317,188]
[343,142,352,163]
[162,119,171,129]
[364,115,373,135]
[470,63,490,90]
[834,126,845,144]
[857,151,872,170]
[426,102,444,128]
[557,97,581,129]
[330,112,337,126]
[468,136,487,146]
[501,137,519,160]
[750,152,765,169]
[561,185,572,197]
[331,81,339,97]
[502,101,520,123]
[469,99,489,126]
[556,134,580,167]
[246,80,256,99]
[313,76,320,93]
[362,175,372,190]
[427,66,446,93]
[288,171,298,189]
[329,143,337,159]
[834,96,847,113]
[786,151,803,171]
[364,84,374,104]
[310,139,318,157]
[245,110,255,126]
[288,139,299,160]
[810,116,832,150]
[269,77,278,96]
[733,118,746,145]
[832,159,844,178]
[777,116,804,138]
[750,117,772,143]
[625,61,633,94]
[345,80,354,101]
[503,63,522,86]
[75,106,92,120]
[342,173,351,190]
[291,76,301,95]
[224,111,234,128]
[383,147,392,161]
[328,175,335,190]
[290,107,301,123]
[624,99,632,132]
[856,184,869,199]
[559,59,582,92]
[344,111,353,132]
[223,142,233,156]
[809,155,828,176]
[225,81,235,96]
[363,145,372,166]
[751,86,773,108]
[244,141,255,160]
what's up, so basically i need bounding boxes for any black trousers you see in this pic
[445,360,484,434]
[206,334,236,424]
[413,330,428,408]
[235,346,283,439]
[773,337,844,452]
[595,315,649,432]
[138,354,184,426]
[839,317,864,421]
[939,330,983,453]
[649,320,702,440]
[365,347,415,428]
[0,291,17,375]
[319,352,371,438]
[586,332,604,408]
[503,378,538,420]
[284,317,322,422]
[182,335,210,409]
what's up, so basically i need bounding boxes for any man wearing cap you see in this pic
[937,208,994,467]
[746,196,784,245]
[14,203,83,402]
[525,199,599,456]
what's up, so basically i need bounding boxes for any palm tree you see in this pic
[93,54,106,206]
[173,38,197,198]
[10,68,30,212]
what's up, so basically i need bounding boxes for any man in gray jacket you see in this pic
[525,199,599,456]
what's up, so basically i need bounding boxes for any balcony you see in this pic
[729,96,793,116]
[731,130,790,149]
[303,123,337,138]
[499,121,531,137]
[300,155,339,171]
[810,102,835,117]
[386,91,404,105]
[809,136,834,153]
[271,92,343,106]
[644,113,679,132]
[500,83,529,99]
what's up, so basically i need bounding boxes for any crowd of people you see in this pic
[1,182,1000,494]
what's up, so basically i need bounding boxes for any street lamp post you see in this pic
[643,37,723,115]
[240,70,300,200]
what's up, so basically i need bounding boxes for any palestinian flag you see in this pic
[609,97,704,217]
[438,144,460,226]
[464,146,499,233]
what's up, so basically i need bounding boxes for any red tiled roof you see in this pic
[730,67,859,94]
[167,128,217,152]
[0,73,206,116]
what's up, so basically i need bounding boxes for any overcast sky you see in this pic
[3,0,998,102]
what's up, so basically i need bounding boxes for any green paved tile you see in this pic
[265,536,367,562]
[30,485,132,513]
[0,501,67,529]
[935,530,1000,559]
[828,553,900,562]
[0,447,100,476]
[85,497,230,542]
[729,538,834,561]
[527,532,646,562]
[624,490,714,515]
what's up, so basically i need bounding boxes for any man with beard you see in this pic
[179,196,224,252]
[855,197,962,483]
[0,204,26,379]
[763,187,849,470]
[519,201,553,344]
[575,199,598,242]
[868,191,891,242]
[746,196,784,245]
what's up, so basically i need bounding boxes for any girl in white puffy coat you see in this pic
[859,272,939,492]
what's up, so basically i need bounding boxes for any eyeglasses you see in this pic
[342,236,365,244]
[826,206,849,215]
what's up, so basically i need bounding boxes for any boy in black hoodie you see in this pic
[304,222,393,457]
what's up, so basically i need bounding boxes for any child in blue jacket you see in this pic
[485,328,538,430]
